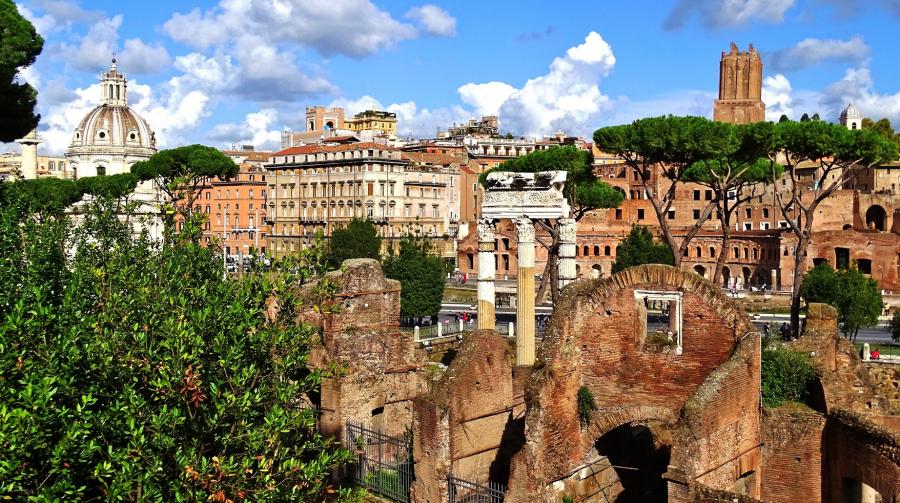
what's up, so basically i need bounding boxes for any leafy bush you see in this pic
[611,225,674,274]
[383,237,446,319]
[578,386,596,427]
[891,311,900,343]
[801,262,882,340]
[760,346,818,407]
[644,331,677,352]
[0,184,356,501]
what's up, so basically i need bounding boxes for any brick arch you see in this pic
[824,412,900,501]
[507,265,758,502]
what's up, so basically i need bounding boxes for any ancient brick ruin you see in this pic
[307,260,900,502]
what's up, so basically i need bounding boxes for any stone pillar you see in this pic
[860,482,878,503]
[516,218,536,366]
[863,342,871,362]
[477,219,496,330]
[771,269,778,291]
[15,129,41,180]
[558,218,577,291]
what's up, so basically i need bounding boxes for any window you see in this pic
[709,247,716,257]
[249,190,254,199]
[205,192,210,200]
[745,208,752,219]
[615,209,623,220]
[696,246,702,257]
[763,208,769,218]
[693,209,700,219]
[594,245,600,256]
[96,166,106,176]
[604,245,611,256]
[744,223,752,230]
[705,190,713,200]
[668,210,675,220]
[583,245,589,256]
[693,190,700,200]
[637,209,645,220]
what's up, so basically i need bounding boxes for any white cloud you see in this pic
[457,82,516,116]
[607,90,717,125]
[769,36,869,72]
[404,5,456,36]
[57,15,121,72]
[119,38,171,75]
[207,109,283,150]
[762,74,794,120]
[15,3,57,34]
[822,65,900,125]
[459,31,616,138]
[664,0,795,29]
[16,0,103,33]
[163,0,419,57]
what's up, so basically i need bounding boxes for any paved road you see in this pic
[438,303,897,345]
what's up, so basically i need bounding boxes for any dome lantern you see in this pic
[100,56,128,107]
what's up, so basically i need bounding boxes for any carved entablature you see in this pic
[481,171,570,220]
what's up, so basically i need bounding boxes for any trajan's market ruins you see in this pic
[300,172,900,503]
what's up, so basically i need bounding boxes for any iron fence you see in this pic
[345,421,413,502]
[448,475,506,503]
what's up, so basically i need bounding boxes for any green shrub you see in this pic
[578,386,596,427]
[0,186,357,501]
[761,346,818,407]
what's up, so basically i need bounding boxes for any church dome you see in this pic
[68,59,156,152]
[840,101,861,120]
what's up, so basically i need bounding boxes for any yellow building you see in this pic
[345,110,398,138]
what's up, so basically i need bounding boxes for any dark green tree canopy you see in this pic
[611,225,674,274]
[774,120,898,165]
[382,237,446,319]
[328,219,381,269]
[801,262,883,340]
[131,144,238,184]
[0,0,44,142]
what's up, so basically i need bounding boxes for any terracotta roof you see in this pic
[273,141,398,157]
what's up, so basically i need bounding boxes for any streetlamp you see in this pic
[222,209,229,279]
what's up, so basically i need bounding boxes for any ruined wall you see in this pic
[507,265,760,502]
[759,406,826,503]
[866,364,900,416]
[310,259,425,439]
[412,331,516,503]
[823,410,900,502]
[671,332,762,498]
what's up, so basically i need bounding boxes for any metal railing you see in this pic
[448,475,506,503]
[345,421,413,502]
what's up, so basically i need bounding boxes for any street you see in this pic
[438,303,897,345]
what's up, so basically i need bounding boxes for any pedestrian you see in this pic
[779,322,789,341]
[871,349,881,360]
[763,322,770,340]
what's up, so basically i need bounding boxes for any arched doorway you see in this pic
[576,264,582,278]
[693,264,706,279]
[865,205,887,231]
[722,266,731,288]
[591,264,602,279]
[742,267,752,288]
[594,422,671,502]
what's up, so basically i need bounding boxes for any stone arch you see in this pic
[865,205,887,231]
[591,263,602,279]
[693,264,707,279]
[508,265,757,502]
[722,266,731,288]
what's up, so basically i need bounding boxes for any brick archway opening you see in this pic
[594,422,671,503]
[865,204,887,231]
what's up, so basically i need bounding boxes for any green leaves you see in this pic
[0,0,44,142]
[328,219,382,269]
[801,262,883,339]
[0,194,354,501]
[761,347,817,408]
[383,237,445,319]
[611,225,674,274]
[131,144,238,183]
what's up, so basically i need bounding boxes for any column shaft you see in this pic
[558,218,577,291]
[477,219,496,330]
[516,218,536,366]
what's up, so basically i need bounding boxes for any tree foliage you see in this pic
[861,117,900,148]
[801,263,883,340]
[594,116,739,268]
[382,237,445,319]
[0,181,356,501]
[0,0,43,142]
[761,346,818,407]
[328,219,382,269]
[890,311,900,343]
[131,145,239,233]
[611,225,674,274]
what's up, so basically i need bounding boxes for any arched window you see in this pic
[696,246,702,257]
[583,245,589,256]
[733,247,739,259]
[604,245,611,256]
[96,166,106,176]
[593,245,600,256]
[743,247,749,259]
[709,246,716,257]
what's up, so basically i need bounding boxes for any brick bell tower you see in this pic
[713,42,765,124]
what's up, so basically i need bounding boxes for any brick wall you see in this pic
[823,410,900,501]
[507,265,760,502]
[412,331,516,502]
[759,406,826,503]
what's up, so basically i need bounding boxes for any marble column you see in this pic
[516,218,536,366]
[477,219,496,330]
[558,218,577,291]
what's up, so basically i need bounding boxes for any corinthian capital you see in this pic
[515,217,535,243]
[476,218,495,242]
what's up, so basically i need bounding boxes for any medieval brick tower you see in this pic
[713,43,765,124]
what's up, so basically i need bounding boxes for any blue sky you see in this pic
[11,0,900,154]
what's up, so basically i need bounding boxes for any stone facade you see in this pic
[712,43,765,124]
[307,259,425,439]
